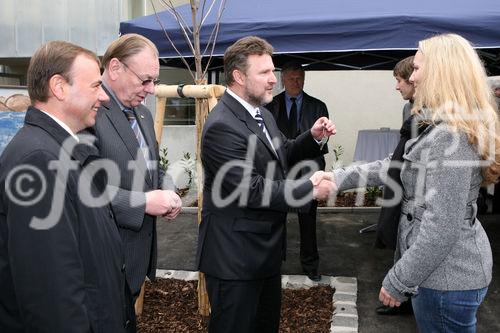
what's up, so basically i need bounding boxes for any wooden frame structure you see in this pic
[135,83,225,317]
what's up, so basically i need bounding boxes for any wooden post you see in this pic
[134,84,225,317]
[134,284,146,317]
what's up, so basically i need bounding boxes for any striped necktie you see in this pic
[255,108,265,131]
[123,108,151,169]
[254,108,278,154]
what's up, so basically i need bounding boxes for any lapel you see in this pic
[101,87,152,186]
[404,122,435,157]
[134,104,157,160]
[222,93,284,166]
[275,93,292,137]
[134,105,159,188]
[261,108,288,168]
[298,92,312,132]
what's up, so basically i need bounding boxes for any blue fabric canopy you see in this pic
[120,0,500,71]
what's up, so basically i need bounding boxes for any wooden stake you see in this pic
[133,84,225,317]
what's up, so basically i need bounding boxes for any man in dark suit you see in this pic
[0,41,131,332]
[266,61,329,282]
[93,34,182,300]
[198,36,336,333]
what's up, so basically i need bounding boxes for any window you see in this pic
[163,97,196,125]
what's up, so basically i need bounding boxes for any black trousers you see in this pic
[205,274,281,333]
[298,200,319,273]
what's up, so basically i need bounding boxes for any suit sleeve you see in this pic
[281,129,326,167]
[110,186,146,231]
[202,121,313,212]
[5,151,91,332]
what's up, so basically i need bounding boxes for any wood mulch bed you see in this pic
[180,188,382,209]
[319,190,381,207]
[137,279,334,333]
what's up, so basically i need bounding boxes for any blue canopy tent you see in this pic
[120,0,500,73]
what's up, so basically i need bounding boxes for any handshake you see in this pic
[145,189,182,220]
[310,171,337,201]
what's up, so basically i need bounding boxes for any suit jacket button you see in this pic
[121,264,126,273]
[407,213,413,221]
[109,209,114,219]
[124,320,131,328]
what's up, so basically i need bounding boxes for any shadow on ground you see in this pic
[157,209,500,333]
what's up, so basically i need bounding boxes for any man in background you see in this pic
[94,34,182,303]
[0,41,130,332]
[266,61,329,282]
[374,56,415,316]
[393,56,415,122]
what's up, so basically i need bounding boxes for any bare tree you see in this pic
[151,0,226,83]
[146,0,227,317]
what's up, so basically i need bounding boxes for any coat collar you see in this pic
[24,106,99,166]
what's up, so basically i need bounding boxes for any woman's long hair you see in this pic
[412,33,500,184]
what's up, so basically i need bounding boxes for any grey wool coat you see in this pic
[334,123,492,302]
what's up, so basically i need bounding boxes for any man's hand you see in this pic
[379,287,401,308]
[309,171,333,186]
[145,190,182,219]
[163,198,182,220]
[311,117,336,141]
[310,171,336,201]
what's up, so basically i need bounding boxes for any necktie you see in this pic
[123,108,151,169]
[254,108,277,154]
[255,108,265,131]
[289,97,298,137]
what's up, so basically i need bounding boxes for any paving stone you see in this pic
[333,293,357,304]
[331,316,358,330]
[333,304,358,317]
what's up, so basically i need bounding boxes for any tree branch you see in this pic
[202,0,226,79]
[150,0,195,82]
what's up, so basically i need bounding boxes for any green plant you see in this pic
[159,147,170,172]
[332,144,344,162]
[365,186,383,201]
[180,151,196,188]
[330,144,344,170]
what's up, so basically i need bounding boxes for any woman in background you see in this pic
[333,33,500,332]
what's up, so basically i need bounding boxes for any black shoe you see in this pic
[376,301,413,315]
[304,270,321,282]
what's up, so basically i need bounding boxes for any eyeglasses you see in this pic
[122,62,160,86]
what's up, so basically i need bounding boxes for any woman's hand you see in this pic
[379,287,401,308]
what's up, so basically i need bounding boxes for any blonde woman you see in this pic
[332,33,499,332]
